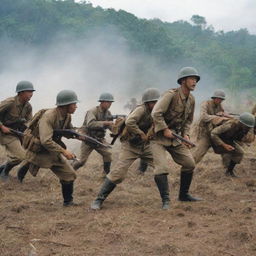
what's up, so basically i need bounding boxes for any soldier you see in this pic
[192,89,229,164]
[0,81,35,180]
[23,90,79,206]
[72,93,114,175]
[211,112,255,177]
[151,67,201,209]
[90,88,160,210]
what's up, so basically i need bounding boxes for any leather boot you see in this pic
[138,160,148,174]
[179,171,201,201]
[0,162,17,180]
[61,181,75,206]
[17,162,30,183]
[225,160,237,177]
[154,174,170,209]
[103,162,111,175]
[91,178,116,210]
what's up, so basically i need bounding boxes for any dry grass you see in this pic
[0,140,256,256]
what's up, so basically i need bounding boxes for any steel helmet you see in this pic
[142,88,160,103]
[211,89,226,100]
[177,67,200,85]
[98,93,114,102]
[56,90,79,106]
[16,81,35,93]
[239,112,255,128]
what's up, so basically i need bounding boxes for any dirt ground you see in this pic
[0,140,256,256]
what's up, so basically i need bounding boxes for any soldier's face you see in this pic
[100,101,112,110]
[213,98,223,105]
[146,101,157,110]
[67,103,77,114]
[19,91,34,102]
[184,76,197,91]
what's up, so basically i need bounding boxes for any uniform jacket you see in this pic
[26,108,72,168]
[82,106,112,139]
[151,87,195,146]
[0,96,32,145]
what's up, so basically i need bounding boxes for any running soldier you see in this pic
[90,88,160,210]
[0,81,35,180]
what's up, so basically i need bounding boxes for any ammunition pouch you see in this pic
[22,129,43,153]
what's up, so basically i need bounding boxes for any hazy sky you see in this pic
[85,0,256,34]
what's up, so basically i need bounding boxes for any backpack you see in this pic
[22,109,49,151]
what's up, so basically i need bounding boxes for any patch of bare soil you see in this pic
[0,140,256,256]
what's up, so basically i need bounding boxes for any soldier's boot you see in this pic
[103,162,111,175]
[91,178,116,210]
[71,159,83,171]
[17,162,30,183]
[61,181,76,206]
[225,160,237,177]
[154,174,170,210]
[179,171,202,202]
[138,160,148,175]
[0,162,17,181]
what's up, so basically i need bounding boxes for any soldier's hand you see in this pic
[163,128,174,139]
[183,135,192,148]
[62,149,76,160]
[103,121,113,127]
[0,125,11,134]
[222,143,235,151]
[140,133,148,141]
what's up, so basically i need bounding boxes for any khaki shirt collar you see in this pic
[178,87,188,101]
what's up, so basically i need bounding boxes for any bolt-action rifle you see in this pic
[53,129,111,148]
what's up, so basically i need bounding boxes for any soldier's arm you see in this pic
[83,110,107,130]
[200,101,218,123]
[151,91,173,133]
[0,98,14,126]
[211,122,233,146]
[183,98,195,137]
[125,106,145,135]
[39,113,65,153]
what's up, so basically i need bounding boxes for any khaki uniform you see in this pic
[107,104,154,183]
[26,108,76,182]
[77,106,112,167]
[151,88,195,175]
[211,119,251,167]
[0,96,32,164]
[192,100,224,164]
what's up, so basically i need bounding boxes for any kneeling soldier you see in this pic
[0,81,35,180]
[211,112,255,177]
[25,90,79,206]
[91,88,160,210]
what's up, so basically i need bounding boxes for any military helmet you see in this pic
[56,90,79,106]
[211,89,226,100]
[98,93,114,102]
[177,67,200,85]
[239,112,255,128]
[16,81,35,93]
[142,88,160,103]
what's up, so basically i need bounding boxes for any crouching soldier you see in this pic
[0,81,35,180]
[211,112,255,177]
[91,88,160,210]
[151,67,202,209]
[24,90,79,206]
[192,89,229,164]
[72,93,114,175]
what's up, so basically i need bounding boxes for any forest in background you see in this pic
[0,0,256,96]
